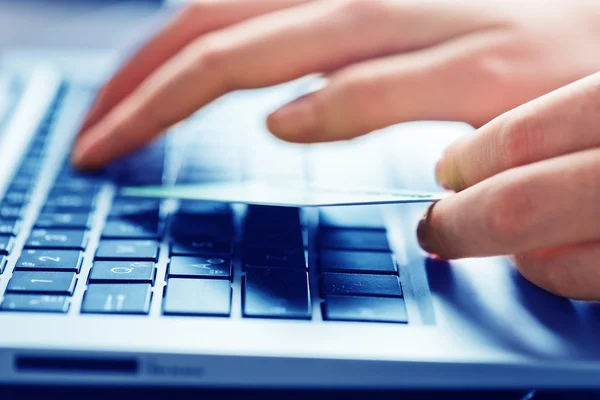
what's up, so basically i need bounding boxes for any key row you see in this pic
[0,270,405,322]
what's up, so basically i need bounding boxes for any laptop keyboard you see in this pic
[0,84,408,324]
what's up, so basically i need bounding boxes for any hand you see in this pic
[72,0,600,170]
[418,72,600,301]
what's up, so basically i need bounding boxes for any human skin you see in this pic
[71,0,600,299]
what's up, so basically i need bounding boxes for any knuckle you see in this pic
[196,40,229,71]
[180,1,209,22]
[482,182,536,246]
[190,38,232,87]
[578,72,600,115]
[328,69,384,134]
[338,0,389,26]
[496,108,545,169]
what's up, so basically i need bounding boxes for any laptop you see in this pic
[0,29,599,392]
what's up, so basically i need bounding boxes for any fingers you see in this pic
[266,29,513,143]
[435,71,600,191]
[417,148,600,259]
[515,243,600,301]
[73,0,502,170]
[78,0,310,135]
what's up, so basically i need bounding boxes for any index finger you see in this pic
[435,72,600,192]
[78,0,311,135]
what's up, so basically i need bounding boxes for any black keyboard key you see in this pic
[1,294,70,313]
[95,240,159,261]
[53,178,100,191]
[25,229,87,250]
[16,249,83,272]
[109,198,160,218]
[0,219,20,235]
[3,190,29,205]
[170,214,233,238]
[244,248,306,270]
[0,235,14,254]
[320,250,396,274]
[244,268,310,319]
[323,296,408,323]
[322,273,402,298]
[163,278,231,316]
[0,205,23,220]
[319,229,390,251]
[35,213,91,229]
[168,256,231,279]
[89,261,155,283]
[246,206,301,230]
[102,219,160,239]
[245,229,304,250]
[177,201,231,216]
[45,192,96,209]
[81,284,151,314]
[8,176,33,191]
[171,237,231,256]
[7,271,76,294]
[319,207,386,229]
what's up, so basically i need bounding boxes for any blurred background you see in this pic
[0,0,170,52]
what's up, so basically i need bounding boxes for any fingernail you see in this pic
[435,157,460,191]
[267,96,316,141]
[71,130,103,170]
[417,202,437,254]
[434,158,451,190]
[70,138,90,169]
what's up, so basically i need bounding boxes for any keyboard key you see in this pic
[177,201,231,216]
[8,176,33,191]
[168,256,231,279]
[0,219,20,235]
[95,240,159,261]
[7,271,76,294]
[322,273,402,298]
[0,255,6,273]
[246,206,301,230]
[109,198,160,218]
[244,268,311,319]
[0,235,14,254]
[319,206,386,229]
[53,178,100,191]
[0,205,23,220]
[81,284,151,315]
[245,229,304,250]
[1,294,69,313]
[89,261,155,283]
[45,192,96,209]
[102,219,159,239]
[35,212,90,229]
[16,249,83,272]
[171,237,231,256]
[163,278,231,316]
[323,296,408,323]
[25,229,86,250]
[320,250,396,274]
[319,229,390,251]
[244,248,306,270]
[3,190,29,205]
[170,214,233,238]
